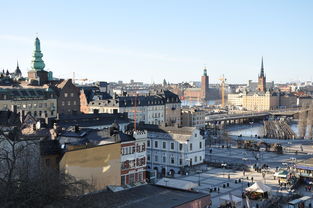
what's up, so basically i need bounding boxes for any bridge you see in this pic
[205,108,306,126]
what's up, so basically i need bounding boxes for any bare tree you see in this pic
[0,128,94,208]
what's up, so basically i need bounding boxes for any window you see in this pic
[147,140,150,147]
[195,133,197,137]
[70,93,74,97]
[190,143,193,151]
[155,155,158,162]
[163,156,166,163]
[195,156,197,163]
[147,155,150,161]
[200,141,202,149]
[200,156,202,161]
[64,93,68,97]
[179,158,182,165]
[171,157,174,164]
[179,144,183,151]
[171,142,174,150]
[73,101,77,105]
[68,101,71,106]
[154,141,158,148]
[163,142,166,149]
[33,103,37,108]
[62,101,65,106]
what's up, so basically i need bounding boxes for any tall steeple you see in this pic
[31,37,45,71]
[15,60,22,76]
[260,56,265,77]
[257,57,266,92]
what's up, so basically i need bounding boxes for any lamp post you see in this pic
[196,170,202,186]
[221,163,227,178]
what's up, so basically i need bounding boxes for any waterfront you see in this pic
[227,122,301,137]
[181,99,220,106]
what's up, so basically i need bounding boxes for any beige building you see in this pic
[181,108,206,128]
[0,87,57,118]
[227,93,244,107]
[59,142,121,192]
[243,91,279,111]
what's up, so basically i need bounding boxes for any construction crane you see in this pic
[219,75,226,108]
[72,72,88,84]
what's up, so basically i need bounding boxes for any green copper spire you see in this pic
[31,37,45,71]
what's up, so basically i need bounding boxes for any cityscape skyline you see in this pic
[1,1,313,84]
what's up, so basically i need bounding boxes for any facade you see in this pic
[0,88,57,118]
[242,91,280,111]
[145,126,205,176]
[88,95,165,125]
[160,90,181,126]
[88,90,181,126]
[227,93,244,106]
[59,142,121,192]
[53,79,80,115]
[181,108,206,128]
[79,85,112,114]
[121,130,147,185]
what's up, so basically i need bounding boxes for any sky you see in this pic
[0,0,313,84]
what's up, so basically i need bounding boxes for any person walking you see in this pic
[251,177,254,183]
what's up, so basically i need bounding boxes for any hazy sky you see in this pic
[0,1,312,84]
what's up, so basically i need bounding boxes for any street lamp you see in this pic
[221,163,227,178]
[196,170,202,186]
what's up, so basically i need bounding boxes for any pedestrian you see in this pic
[247,182,250,187]
[251,177,254,182]
[217,187,220,193]
[228,174,230,180]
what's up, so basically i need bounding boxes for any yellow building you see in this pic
[228,91,280,111]
[59,142,121,192]
[243,91,279,111]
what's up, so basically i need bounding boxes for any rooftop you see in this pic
[58,184,209,208]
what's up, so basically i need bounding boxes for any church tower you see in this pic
[28,37,48,85]
[201,66,209,101]
[257,57,266,92]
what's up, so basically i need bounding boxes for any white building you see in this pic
[146,126,205,177]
